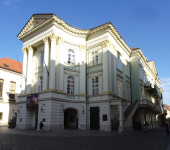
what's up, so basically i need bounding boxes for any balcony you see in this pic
[138,99,162,112]
[144,82,158,98]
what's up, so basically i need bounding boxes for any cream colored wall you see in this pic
[0,68,22,126]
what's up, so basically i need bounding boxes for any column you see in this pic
[49,33,57,90]
[118,101,124,132]
[99,74,102,94]
[42,36,49,91]
[26,46,34,94]
[102,40,111,94]
[98,48,102,64]
[58,37,65,92]
[21,48,27,94]
[79,45,86,95]
[64,72,67,93]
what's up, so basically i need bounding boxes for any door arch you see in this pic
[64,108,78,129]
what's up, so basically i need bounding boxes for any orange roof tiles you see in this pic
[0,57,23,74]
[164,108,169,111]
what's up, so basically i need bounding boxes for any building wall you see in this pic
[0,68,22,126]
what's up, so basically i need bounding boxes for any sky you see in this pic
[0,0,169,104]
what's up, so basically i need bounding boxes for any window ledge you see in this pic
[64,62,79,67]
[126,75,130,79]
[117,68,123,74]
[88,63,102,68]
[140,79,143,82]
[36,65,43,69]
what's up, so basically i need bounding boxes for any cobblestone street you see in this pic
[0,127,169,150]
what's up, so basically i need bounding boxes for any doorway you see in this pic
[64,108,78,129]
[90,107,99,130]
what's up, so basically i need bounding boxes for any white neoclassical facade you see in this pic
[0,57,22,126]
[16,13,164,132]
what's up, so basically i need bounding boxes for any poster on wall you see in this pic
[26,93,38,107]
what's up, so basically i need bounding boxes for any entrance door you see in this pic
[90,107,99,130]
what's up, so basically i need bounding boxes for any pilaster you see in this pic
[26,45,34,94]
[21,48,27,94]
[42,36,49,91]
[49,33,57,90]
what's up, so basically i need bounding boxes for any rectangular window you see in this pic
[0,79,3,97]
[126,84,131,101]
[139,68,143,80]
[9,82,16,99]
[117,54,121,70]
[92,76,99,95]
[40,50,44,66]
[0,112,3,120]
[118,80,123,97]
[38,76,43,93]
[126,63,130,77]
[140,87,143,100]
[91,51,98,66]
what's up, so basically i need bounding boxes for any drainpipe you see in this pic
[130,62,132,105]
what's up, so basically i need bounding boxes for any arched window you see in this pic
[40,51,44,66]
[68,49,75,64]
[67,75,75,94]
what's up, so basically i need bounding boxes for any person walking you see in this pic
[165,123,169,135]
[39,121,44,132]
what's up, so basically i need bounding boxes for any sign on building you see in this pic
[26,93,38,107]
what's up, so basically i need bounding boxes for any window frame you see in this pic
[38,76,43,93]
[40,50,44,66]
[9,81,16,100]
[67,75,75,95]
[126,62,130,77]
[91,76,99,95]
[67,49,75,65]
[90,51,98,66]
[117,78,123,98]
[126,83,131,101]
[117,53,121,70]
[0,79,4,98]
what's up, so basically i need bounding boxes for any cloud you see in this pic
[161,77,170,105]
[1,0,20,11]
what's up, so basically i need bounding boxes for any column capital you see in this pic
[101,40,111,48]
[56,36,65,45]
[79,45,86,51]
[49,33,57,41]
[43,36,49,44]
[22,47,27,55]
[27,45,34,53]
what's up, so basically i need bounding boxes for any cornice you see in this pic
[101,39,112,48]
[18,15,89,40]
[79,45,86,51]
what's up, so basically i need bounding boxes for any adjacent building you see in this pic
[16,13,164,132]
[0,57,22,126]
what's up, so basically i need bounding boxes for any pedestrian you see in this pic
[165,123,169,135]
[39,121,44,132]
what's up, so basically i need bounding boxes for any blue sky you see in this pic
[0,0,169,104]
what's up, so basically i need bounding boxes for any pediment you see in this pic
[148,61,158,75]
[18,13,54,38]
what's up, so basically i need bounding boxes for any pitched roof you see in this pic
[164,108,169,111]
[0,57,23,74]
[130,48,139,50]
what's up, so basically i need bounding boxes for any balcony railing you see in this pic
[139,99,163,112]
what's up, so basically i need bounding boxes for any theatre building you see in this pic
[16,13,164,132]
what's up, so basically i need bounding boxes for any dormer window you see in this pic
[3,63,9,68]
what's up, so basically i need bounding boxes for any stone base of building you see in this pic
[123,126,133,131]
[16,124,33,129]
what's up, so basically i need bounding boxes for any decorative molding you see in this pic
[43,36,49,44]
[79,93,86,95]
[56,37,65,45]
[27,45,34,53]
[117,74,123,79]
[126,80,131,85]
[76,75,79,77]
[22,48,27,55]
[88,63,102,68]
[126,75,130,79]
[87,69,103,75]
[64,72,67,75]
[64,67,79,73]
[88,76,91,79]
[101,40,111,48]
[113,45,116,51]
[99,74,102,77]
[117,68,123,74]
[102,91,112,94]
[49,33,57,41]
[79,45,86,51]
